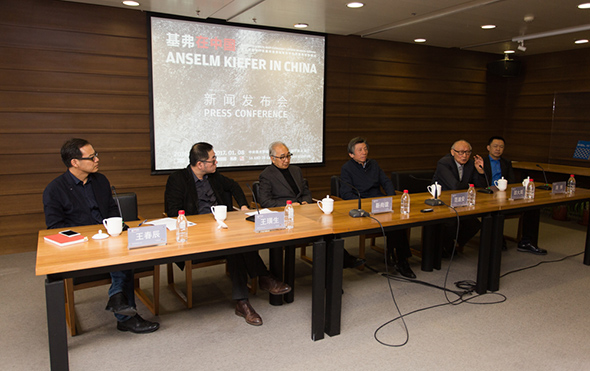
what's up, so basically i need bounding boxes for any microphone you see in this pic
[425,181,443,206]
[110,186,129,231]
[478,169,494,194]
[338,177,369,218]
[536,164,552,190]
[245,183,261,222]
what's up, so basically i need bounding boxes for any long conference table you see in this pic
[36,184,590,370]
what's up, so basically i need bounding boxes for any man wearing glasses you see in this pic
[258,141,312,207]
[433,140,486,255]
[43,138,160,333]
[165,142,291,326]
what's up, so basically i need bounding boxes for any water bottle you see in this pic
[176,210,188,242]
[467,184,476,206]
[567,174,576,195]
[284,200,294,229]
[400,190,410,214]
[525,179,535,199]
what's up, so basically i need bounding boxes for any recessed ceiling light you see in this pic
[575,39,589,44]
[481,25,496,29]
[122,1,140,6]
[347,2,364,8]
[504,50,515,54]
[578,3,590,9]
[294,23,308,29]
[414,38,426,43]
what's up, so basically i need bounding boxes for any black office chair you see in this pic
[64,192,160,336]
[391,170,435,194]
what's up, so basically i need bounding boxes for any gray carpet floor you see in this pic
[2,215,590,370]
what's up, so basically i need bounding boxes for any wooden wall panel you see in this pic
[1,0,508,254]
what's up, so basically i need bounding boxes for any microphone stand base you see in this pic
[537,185,552,190]
[477,188,494,194]
[425,199,444,206]
[349,209,369,218]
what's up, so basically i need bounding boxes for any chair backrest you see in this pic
[330,176,340,198]
[113,192,139,221]
[251,181,261,207]
[391,170,435,194]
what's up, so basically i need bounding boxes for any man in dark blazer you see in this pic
[433,140,486,255]
[165,142,291,326]
[43,138,159,334]
[482,136,546,254]
[258,141,313,207]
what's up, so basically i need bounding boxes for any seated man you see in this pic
[340,137,416,278]
[165,142,291,326]
[433,139,486,254]
[483,136,546,254]
[43,138,159,333]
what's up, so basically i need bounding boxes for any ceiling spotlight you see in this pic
[504,50,515,54]
[481,25,496,29]
[578,3,590,9]
[294,23,308,29]
[517,41,527,51]
[347,2,364,8]
[414,38,426,43]
[575,39,589,44]
[122,1,140,6]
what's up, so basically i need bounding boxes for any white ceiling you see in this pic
[63,0,590,56]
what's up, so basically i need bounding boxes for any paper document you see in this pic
[144,217,196,231]
[245,209,274,216]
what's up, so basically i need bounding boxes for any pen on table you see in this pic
[138,219,148,227]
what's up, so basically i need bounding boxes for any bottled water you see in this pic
[400,190,410,214]
[567,174,576,195]
[176,210,188,242]
[525,179,535,199]
[467,184,476,206]
[284,200,294,229]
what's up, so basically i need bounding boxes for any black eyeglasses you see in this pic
[78,152,99,161]
[200,156,217,164]
[271,153,292,160]
[452,149,472,156]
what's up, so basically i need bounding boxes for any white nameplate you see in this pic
[372,197,393,214]
[511,186,526,200]
[254,212,285,233]
[451,192,468,207]
[128,225,167,249]
[552,181,566,194]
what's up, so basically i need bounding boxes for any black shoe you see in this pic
[105,292,136,317]
[343,256,366,269]
[117,314,159,333]
[395,259,416,279]
[517,242,547,255]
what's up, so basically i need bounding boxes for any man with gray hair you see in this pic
[258,141,312,207]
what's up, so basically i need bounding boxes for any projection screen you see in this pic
[149,15,326,172]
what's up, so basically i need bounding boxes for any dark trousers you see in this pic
[441,217,481,252]
[386,229,412,261]
[226,251,270,300]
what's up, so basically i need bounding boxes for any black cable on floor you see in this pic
[500,251,585,278]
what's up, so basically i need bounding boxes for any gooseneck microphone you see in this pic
[111,185,129,231]
[536,164,552,190]
[478,169,494,194]
[245,183,261,222]
[338,177,369,218]
[425,181,444,206]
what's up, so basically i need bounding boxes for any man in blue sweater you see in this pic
[340,137,415,278]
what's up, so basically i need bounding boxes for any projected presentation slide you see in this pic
[150,15,326,171]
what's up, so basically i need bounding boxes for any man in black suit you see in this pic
[433,140,486,254]
[43,138,159,333]
[482,136,546,254]
[165,142,291,326]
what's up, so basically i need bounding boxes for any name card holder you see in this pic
[552,181,567,194]
[451,192,468,207]
[128,225,167,249]
[510,186,526,200]
[254,212,285,233]
[372,197,393,214]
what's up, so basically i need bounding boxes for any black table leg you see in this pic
[421,224,440,271]
[325,238,343,337]
[45,278,69,371]
[488,213,504,292]
[284,245,295,303]
[269,247,284,306]
[585,214,590,266]
[311,239,326,341]
[475,214,493,294]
